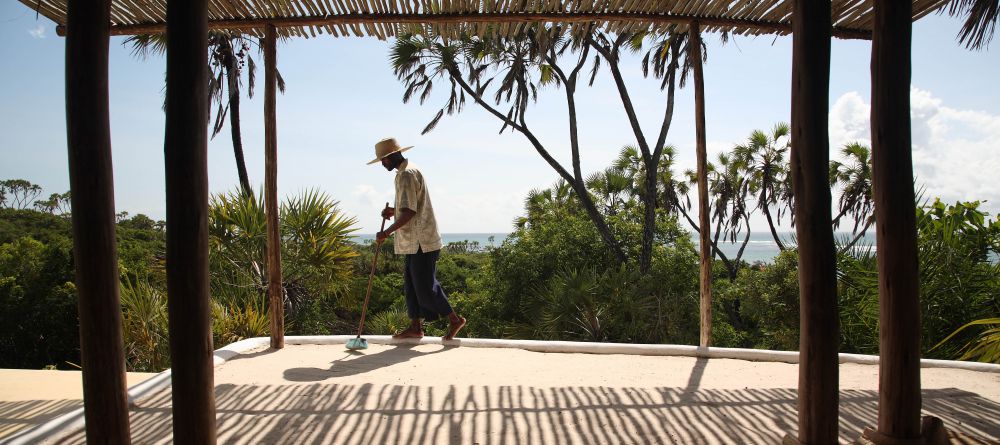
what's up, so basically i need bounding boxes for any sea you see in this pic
[354,232,878,264]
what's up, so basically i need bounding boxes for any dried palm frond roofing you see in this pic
[23,0,949,40]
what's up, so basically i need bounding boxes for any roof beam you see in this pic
[54,12,872,39]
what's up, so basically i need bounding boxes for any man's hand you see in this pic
[375,231,390,244]
[381,207,395,219]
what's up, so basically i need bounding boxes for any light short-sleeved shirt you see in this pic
[394,160,443,255]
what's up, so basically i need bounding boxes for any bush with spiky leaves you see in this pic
[366,308,411,336]
[120,279,169,372]
[934,317,1000,363]
[209,188,359,336]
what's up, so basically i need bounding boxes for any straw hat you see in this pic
[367,137,413,165]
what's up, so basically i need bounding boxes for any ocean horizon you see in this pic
[354,231,877,263]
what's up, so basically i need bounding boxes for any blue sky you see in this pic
[1,3,998,234]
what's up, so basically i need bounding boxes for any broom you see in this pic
[346,202,390,351]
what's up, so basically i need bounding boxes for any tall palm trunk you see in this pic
[223,40,253,197]
[572,180,629,265]
[563,71,629,265]
[445,65,628,265]
[760,186,787,250]
[640,167,657,273]
[586,35,680,275]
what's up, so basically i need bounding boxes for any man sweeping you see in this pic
[369,137,467,340]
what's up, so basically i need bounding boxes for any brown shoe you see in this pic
[392,326,424,339]
[443,316,467,341]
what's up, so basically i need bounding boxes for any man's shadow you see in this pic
[283,344,452,382]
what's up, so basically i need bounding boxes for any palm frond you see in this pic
[932,317,1000,363]
[124,34,167,59]
[948,0,999,50]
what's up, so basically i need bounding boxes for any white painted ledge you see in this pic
[6,335,997,444]
[285,335,1000,373]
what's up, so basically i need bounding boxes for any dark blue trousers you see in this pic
[404,247,453,321]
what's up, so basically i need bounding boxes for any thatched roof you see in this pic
[23,0,949,40]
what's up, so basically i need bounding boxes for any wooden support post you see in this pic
[790,0,840,443]
[265,24,285,349]
[65,0,131,442]
[165,0,217,442]
[690,22,711,348]
[872,0,922,440]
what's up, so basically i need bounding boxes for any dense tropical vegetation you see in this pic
[3,122,997,373]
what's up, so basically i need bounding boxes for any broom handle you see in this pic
[357,202,390,337]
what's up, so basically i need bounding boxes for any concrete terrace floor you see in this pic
[0,370,156,440]
[39,342,1000,444]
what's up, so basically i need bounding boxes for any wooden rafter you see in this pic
[52,12,874,39]
[20,0,950,40]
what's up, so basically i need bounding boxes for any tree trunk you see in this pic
[761,187,787,251]
[837,217,874,255]
[571,180,629,264]
[448,67,628,265]
[225,55,253,197]
[586,38,665,275]
[641,56,680,276]
[640,166,657,274]
[734,217,752,265]
[65,0,131,441]
[678,204,737,279]
[564,79,629,266]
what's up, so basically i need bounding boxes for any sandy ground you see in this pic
[0,370,155,440]
[49,344,1000,444]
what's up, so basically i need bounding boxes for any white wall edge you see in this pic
[283,335,1000,373]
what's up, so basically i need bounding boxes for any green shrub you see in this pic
[0,236,79,369]
[726,250,801,351]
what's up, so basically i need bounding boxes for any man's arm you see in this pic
[376,208,416,243]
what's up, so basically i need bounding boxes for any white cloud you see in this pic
[432,186,530,233]
[828,88,1000,215]
[828,91,871,149]
[351,184,394,231]
[348,182,527,233]
[28,25,46,39]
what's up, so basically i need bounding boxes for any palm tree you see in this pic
[830,142,875,252]
[586,27,699,273]
[694,153,751,279]
[735,123,791,250]
[127,32,286,197]
[391,27,628,265]
[653,146,690,218]
[391,25,703,274]
[0,179,42,210]
[515,180,578,229]
[585,168,631,217]
[652,151,741,276]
